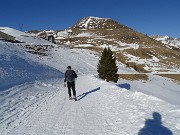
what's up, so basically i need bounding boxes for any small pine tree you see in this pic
[97,47,119,82]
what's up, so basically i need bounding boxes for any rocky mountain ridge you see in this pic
[151,35,180,50]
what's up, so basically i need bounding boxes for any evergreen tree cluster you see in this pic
[97,47,119,82]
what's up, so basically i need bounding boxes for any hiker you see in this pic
[64,66,77,101]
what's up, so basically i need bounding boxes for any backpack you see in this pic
[65,70,77,82]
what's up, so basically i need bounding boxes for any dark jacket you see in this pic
[64,70,77,82]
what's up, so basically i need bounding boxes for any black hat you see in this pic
[67,66,71,69]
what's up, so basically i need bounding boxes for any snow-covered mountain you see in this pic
[151,35,180,49]
[72,16,128,29]
[29,17,180,74]
[0,31,180,134]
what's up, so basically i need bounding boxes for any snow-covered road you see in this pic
[1,75,180,135]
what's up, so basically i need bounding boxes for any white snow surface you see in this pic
[0,27,54,45]
[56,31,69,39]
[74,16,110,29]
[152,35,180,48]
[0,38,180,135]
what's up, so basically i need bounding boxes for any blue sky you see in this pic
[1,0,180,37]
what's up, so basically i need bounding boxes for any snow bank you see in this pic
[0,41,63,91]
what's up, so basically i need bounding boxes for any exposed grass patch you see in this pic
[119,74,149,81]
[119,74,180,84]
[24,44,53,56]
[115,52,150,73]
[124,48,155,59]
[115,52,127,64]
[156,74,180,84]
[0,31,16,42]
[126,62,149,73]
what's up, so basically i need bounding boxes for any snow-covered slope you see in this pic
[73,16,111,29]
[151,35,180,48]
[72,16,130,30]
[0,27,53,45]
[0,41,63,90]
[0,29,180,134]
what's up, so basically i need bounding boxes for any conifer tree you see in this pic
[97,47,119,82]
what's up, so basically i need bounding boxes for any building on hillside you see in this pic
[37,31,55,43]
[47,35,55,43]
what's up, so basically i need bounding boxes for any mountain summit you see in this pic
[72,16,128,30]
[69,16,159,46]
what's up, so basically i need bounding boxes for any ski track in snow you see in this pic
[1,75,180,135]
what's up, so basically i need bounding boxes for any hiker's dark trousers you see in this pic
[67,81,76,97]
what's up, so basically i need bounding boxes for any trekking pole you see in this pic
[64,83,66,100]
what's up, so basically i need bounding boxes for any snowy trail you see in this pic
[1,75,180,135]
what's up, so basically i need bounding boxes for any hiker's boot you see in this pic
[73,95,77,101]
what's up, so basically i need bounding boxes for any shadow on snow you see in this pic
[116,83,131,90]
[138,112,173,135]
[0,55,64,91]
[77,87,100,101]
